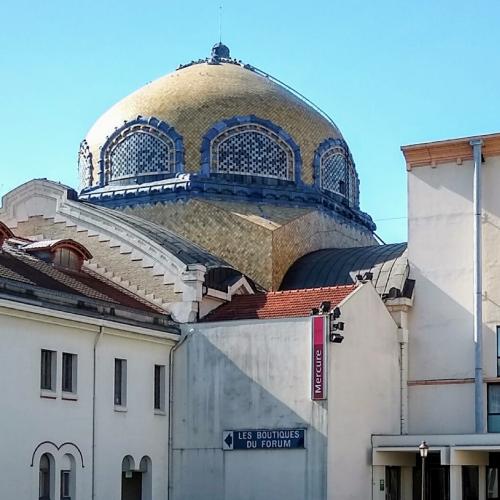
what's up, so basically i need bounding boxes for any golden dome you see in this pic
[84,61,343,186]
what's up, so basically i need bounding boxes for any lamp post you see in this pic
[419,441,429,500]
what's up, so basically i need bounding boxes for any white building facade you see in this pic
[172,283,401,500]
[374,133,500,500]
[0,227,179,500]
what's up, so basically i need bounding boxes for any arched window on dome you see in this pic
[314,139,359,208]
[202,117,300,182]
[320,146,348,197]
[100,117,184,186]
[347,160,360,208]
[78,140,93,191]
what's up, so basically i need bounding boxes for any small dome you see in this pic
[211,42,230,60]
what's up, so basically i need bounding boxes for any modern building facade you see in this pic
[373,133,500,500]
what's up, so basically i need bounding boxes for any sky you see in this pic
[1,0,499,243]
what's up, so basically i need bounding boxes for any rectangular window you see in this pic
[40,349,56,391]
[62,353,77,394]
[154,364,165,411]
[488,385,500,432]
[60,470,71,499]
[497,327,500,377]
[114,358,127,407]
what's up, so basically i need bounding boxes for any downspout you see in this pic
[399,309,409,434]
[167,328,195,500]
[92,325,104,500]
[471,139,484,434]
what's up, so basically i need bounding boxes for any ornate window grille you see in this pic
[210,123,295,181]
[78,140,93,191]
[320,147,348,196]
[103,124,176,183]
[315,139,360,208]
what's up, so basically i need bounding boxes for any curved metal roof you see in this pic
[280,243,408,296]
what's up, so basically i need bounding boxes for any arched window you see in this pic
[203,117,300,182]
[140,456,152,500]
[39,453,54,500]
[314,138,360,208]
[320,147,348,197]
[106,126,174,182]
[78,140,93,191]
[100,117,184,186]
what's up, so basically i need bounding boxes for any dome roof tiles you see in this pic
[85,62,343,186]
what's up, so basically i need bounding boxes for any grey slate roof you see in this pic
[280,243,409,297]
[83,203,231,269]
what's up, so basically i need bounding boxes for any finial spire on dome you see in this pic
[218,3,223,43]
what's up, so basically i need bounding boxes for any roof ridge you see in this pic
[266,284,357,296]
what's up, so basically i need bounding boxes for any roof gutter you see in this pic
[471,139,484,433]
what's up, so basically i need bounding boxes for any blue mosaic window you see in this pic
[320,147,348,196]
[78,140,93,190]
[104,125,175,182]
[211,124,295,180]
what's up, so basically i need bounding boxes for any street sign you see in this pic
[222,429,305,451]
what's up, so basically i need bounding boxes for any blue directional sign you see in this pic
[222,429,306,451]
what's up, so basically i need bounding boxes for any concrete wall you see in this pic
[407,154,500,434]
[327,284,400,500]
[0,299,175,500]
[174,283,400,499]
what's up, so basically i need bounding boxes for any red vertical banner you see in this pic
[311,315,327,400]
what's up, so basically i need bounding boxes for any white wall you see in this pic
[174,316,327,500]
[407,154,500,434]
[0,300,176,500]
[327,284,400,500]
[94,330,173,500]
[173,283,400,500]
[0,306,94,500]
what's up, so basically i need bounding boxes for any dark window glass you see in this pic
[114,359,126,406]
[41,350,53,390]
[462,466,479,500]
[39,453,51,500]
[154,365,162,410]
[60,470,71,499]
[488,385,500,432]
[385,466,400,500]
[497,327,500,377]
[62,353,74,393]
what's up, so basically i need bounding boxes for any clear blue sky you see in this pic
[1,0,499,243]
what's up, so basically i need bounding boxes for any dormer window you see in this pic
[54,247,84,270]
[23,239,92,272]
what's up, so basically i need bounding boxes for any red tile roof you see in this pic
[202,285,357,322]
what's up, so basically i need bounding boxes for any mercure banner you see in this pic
[311,315,326,400]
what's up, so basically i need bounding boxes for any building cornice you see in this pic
[0,297,179,343]
[401,132,500,170]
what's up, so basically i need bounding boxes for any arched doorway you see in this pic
[121,456,141,500]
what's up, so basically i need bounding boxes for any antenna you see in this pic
[218,3,223,43]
